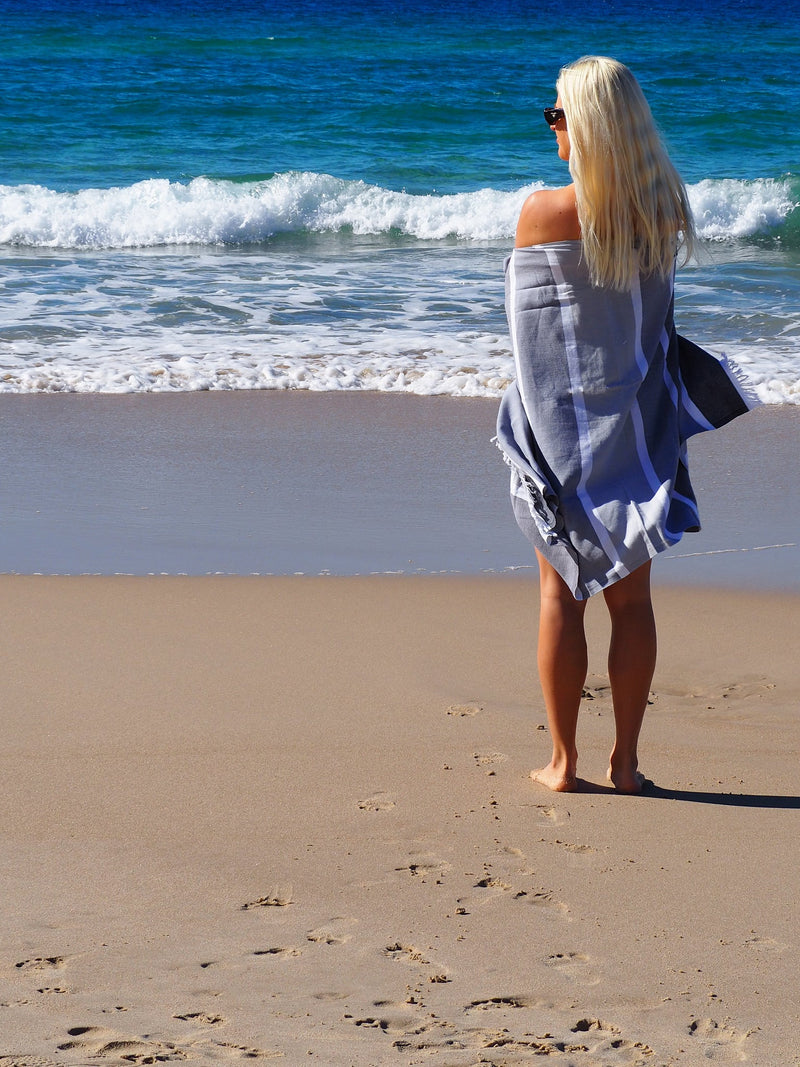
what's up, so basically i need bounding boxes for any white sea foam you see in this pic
[0,174,532,248]
[1,177,797,402]
[689,178,798,240]
[1,326,796,404]
[0,329,516,395]
[0,173,796,249]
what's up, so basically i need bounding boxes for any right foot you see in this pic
[530,765,577,792]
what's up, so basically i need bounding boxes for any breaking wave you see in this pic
[1,172,797,250]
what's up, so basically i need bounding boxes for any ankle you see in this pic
[608,748,638,774]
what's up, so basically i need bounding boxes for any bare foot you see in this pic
[606,767,647,794]
[530,765,577,792]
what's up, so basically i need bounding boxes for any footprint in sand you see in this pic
[369,1012,458,1054]
[534,803,562,822]
[306,916,357,945]
[397,1018,587,1058]
[473,875,515,891]
[581,682,612,701]
[57,1025,179,1061]
[744,934,789,952]
[59,1024,283,1063]
[213,1041,285,1059]
[173,1010,226,1027]
[719,680,776,700]
[353,1010,420,1034]
[544,951,600,985]
[460,880,568,918]
[686,678,776,709]
[15,957,67,973]
[458,852,570,919]
[571,1017,622,1034]
[241,885,294,909]
[552,837,597,856]
[501,845,526,858]
[357,791,397,811]
[688,1017,756,1058]
[384,942,431,966]
[395,855,451,883]
[383,943,451,986]
[582,679,656,710]
[524,802,572,829]
[473,752,507,766]
[447,703,484,717]
[253,946,302,959]
[466,995,536,1011]
[520,889,571,917]
[571,1018,655,1057]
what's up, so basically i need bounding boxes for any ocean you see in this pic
[2,0,799,403]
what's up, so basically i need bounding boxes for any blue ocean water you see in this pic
[1,0,799,401]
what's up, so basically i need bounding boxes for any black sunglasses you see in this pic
[543,107,566,127]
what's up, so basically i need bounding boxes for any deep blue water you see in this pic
[1,0,798,399]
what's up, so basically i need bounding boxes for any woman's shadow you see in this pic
[574,779,800,808]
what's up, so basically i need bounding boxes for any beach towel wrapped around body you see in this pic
[495,241,757,600]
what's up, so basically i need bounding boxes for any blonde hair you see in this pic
[556,56,695,290]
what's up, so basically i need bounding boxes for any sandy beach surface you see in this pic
[1,572,798,1066]
[1,394,799,1065]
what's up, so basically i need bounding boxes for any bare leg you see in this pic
[530,550,588,792]
[602,561,656,793]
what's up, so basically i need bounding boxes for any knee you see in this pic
[536,551,583,606]
[539,575,585,618]
[602,562,653,615]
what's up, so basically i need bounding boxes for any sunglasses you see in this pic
[543,107,566,127]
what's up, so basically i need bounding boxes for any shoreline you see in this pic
[0,391,797,589]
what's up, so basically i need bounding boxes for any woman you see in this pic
[495,57,755,794]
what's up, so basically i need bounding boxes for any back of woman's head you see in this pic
[556,56,694,290]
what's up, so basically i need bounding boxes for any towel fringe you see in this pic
[492,436,560,544]
[719,351,762,410]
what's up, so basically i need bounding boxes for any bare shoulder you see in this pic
[515,184,580,247]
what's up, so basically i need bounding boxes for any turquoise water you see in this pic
[1,0,799,400]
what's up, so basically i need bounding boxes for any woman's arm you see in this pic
[515,184,581,247]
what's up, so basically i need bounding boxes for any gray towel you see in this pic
[495,242,758,599]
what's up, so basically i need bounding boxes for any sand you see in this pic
[1,571,799,1066]
[1,391,798,1064]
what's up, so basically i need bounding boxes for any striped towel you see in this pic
[495,242,758,599]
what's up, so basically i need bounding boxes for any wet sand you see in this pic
[0,392,797,586]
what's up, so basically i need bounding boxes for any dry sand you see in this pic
[1,573,798,1065]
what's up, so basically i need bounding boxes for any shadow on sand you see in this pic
[573,777,800,809]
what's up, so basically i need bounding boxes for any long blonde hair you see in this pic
[556,56,695,290]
